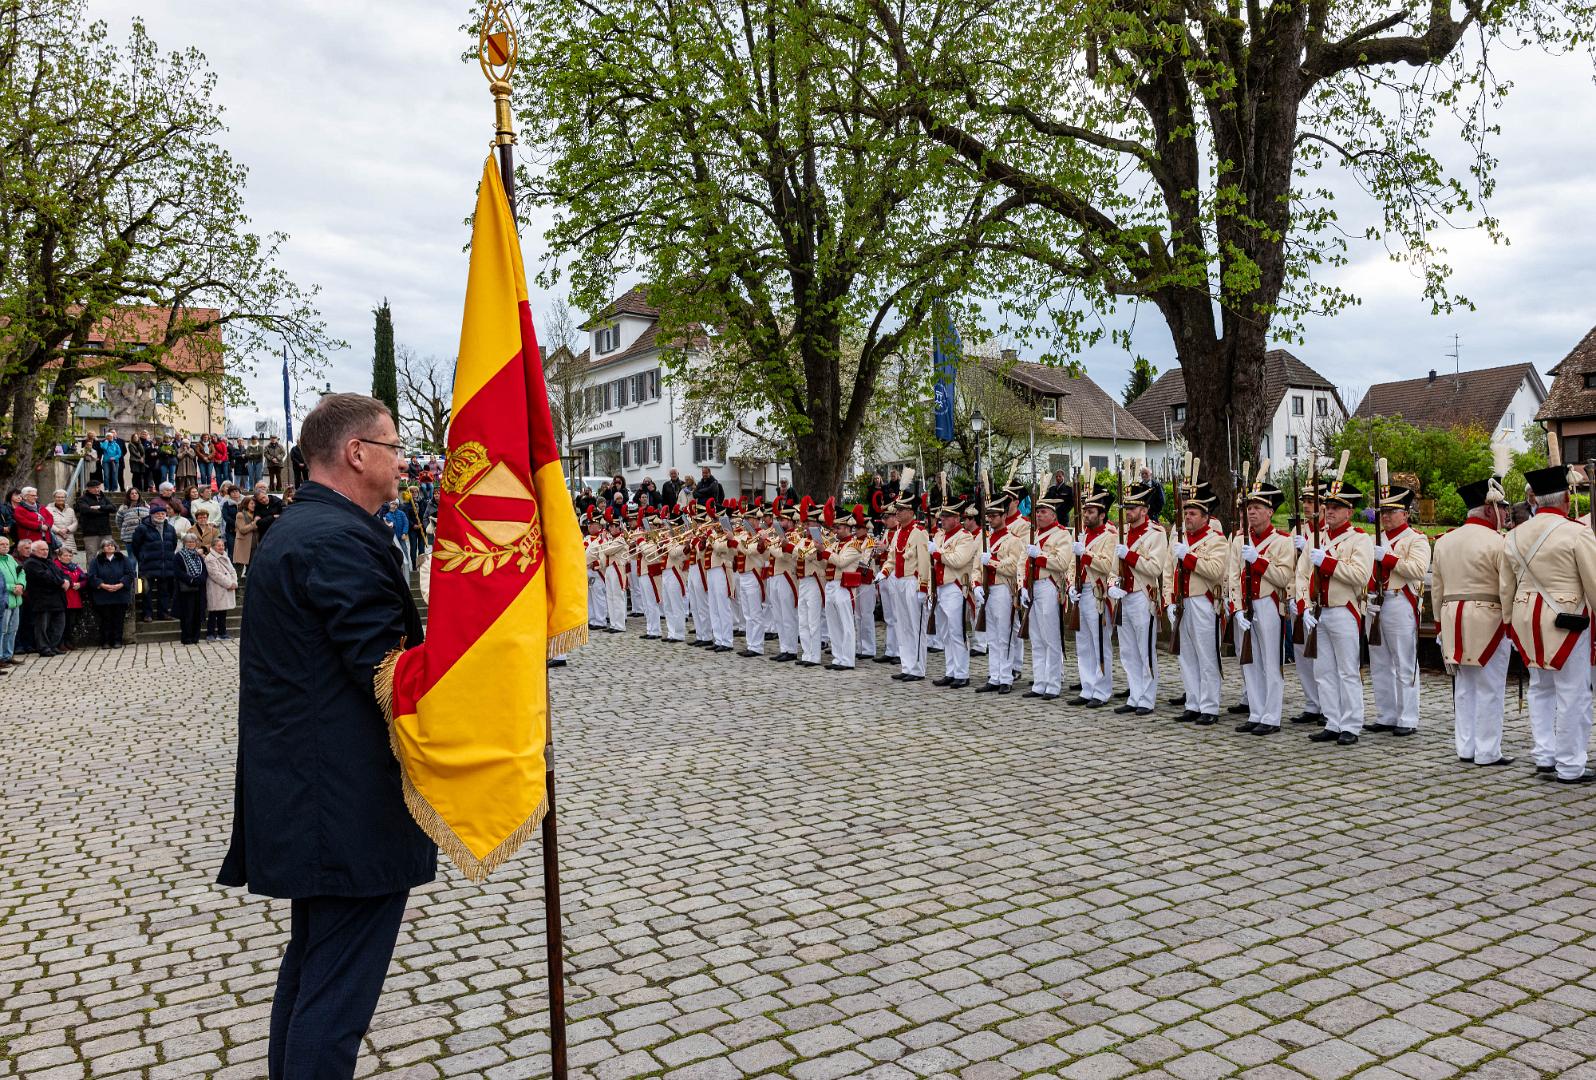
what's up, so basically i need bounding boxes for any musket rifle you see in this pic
[1368,457,1390,648]
[1018,461,1041,640]
[1114,461,1129,629]
[1068,470,1084,635]
[1238,459,1261,666]
[1290,459,1306,646]
[1305,450,1350,660]
[975,467,991,633]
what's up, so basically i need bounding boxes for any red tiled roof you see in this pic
[1125,349,1344,435]
[581,284,659,329]
[983,357,1159,441]
[1355,362,1543,431]
[1538,325,1596,421]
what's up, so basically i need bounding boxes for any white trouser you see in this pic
[984,584,1015,686]
[688,567,712,642]
[1007,600,1026,681]
[1238,599,1284,728]
[630,569,645,615]
[641,573,662,636]
[1074,588,1113,702]
[797,577,825,663]
[880,576,900,658]
[1527,629,1592,779]
[855,582,877,657]
[1177,595,1221,716]
[737,572,765,651]
[893,576,928,676]
[772,574,799,655]
[603,565,628,631]
[1118,591,1159,710]
[1030,579,1064,696]
[826,582,856,666]
[706,566,735,647]
[1294,613,1320,711]
[937,584,968,680]
[1370,598,1420,730]
[661,570,687,641]
[1454,645,1509,763]
[1314,606,1364,735]
[588,568,606,627]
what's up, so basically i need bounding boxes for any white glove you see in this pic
[1234,612,1252,633]
[1115,543,1129,560]
[1310,547,1327,567]
[979,551,992,566]
[1171,540,1189,560]
[1019,588,1031,606]
[1367,601,1382,616]
[1293,534,1307,552]
[1301,612,1318,635]
[1026,544,1042,558]
[973,586,985,605]
[1373,544,1387,561]
[874,570,887,583]
[1072,540,1087,557]
[1068,587,1081,604]
[1241,543,1259,564]
[926,541,940,556]
[1107,584,1127,600]
[1166,603,1179,622]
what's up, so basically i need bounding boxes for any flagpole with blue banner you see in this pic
[281,347,294,444]
[931,300,959,445]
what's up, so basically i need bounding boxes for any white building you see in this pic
[1126,349,1347,473]
[562,286,787,498]
[1355,362,1546,453]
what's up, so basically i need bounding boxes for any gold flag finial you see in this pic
[479,1,519,147]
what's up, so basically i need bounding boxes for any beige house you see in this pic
[67,306,224,437]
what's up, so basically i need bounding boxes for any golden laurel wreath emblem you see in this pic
[435,440,544,576]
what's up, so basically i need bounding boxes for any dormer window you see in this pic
[596,324,621,354]
[1584,372,1596,389]
[1041,397,1057,421]
[1172,404,1186,421]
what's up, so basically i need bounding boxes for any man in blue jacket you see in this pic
[218,394,432,1080]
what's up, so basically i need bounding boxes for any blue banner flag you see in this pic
[281,348,294,443]
[931,301,959,444]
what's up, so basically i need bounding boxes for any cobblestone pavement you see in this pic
[4,629,1596,1080]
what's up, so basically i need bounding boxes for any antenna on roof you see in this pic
[1447,333,1462,392]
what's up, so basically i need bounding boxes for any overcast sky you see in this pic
[87,2,1596,432]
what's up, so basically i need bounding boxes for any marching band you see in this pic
[577,459,1596,784]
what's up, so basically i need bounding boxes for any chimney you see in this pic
[1428,369,1436,384]
[1001,348,1019,363]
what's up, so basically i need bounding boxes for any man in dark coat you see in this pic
[20,540,68,655]
[218,394,434,1080]
[130,507,178,621]
[693,465,725,505]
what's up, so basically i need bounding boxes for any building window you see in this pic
[1286,435,1299,457]
[627,369,660,406]
[97,381,110,400]
[596,324,621,354]
[1291,395,1305,416]
[1047,453,1070,475]
[623,436,661,468]
[1585,373,1596,389]
[1089,455,1108,473]
[1041,397,1057,421]
[1565,435,1596,465]
[154,381,174,405]
[1315,397,1328,417]
[1505,412,1515,430]
[1171,404,1186,422]
[611,377,630,410]
[693,435,725,465]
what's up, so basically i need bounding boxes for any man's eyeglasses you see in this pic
[357,438,406,456]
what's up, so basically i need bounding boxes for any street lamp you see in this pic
[970,408,986,436]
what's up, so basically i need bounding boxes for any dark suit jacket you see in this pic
[218,481,435,898]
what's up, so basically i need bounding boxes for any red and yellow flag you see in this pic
[378,158,588,881]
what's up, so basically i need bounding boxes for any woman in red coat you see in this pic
[53,550,86,649]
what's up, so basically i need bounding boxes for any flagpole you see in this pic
[481,8,568,1079]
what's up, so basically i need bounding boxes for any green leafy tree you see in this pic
[513,0,1012,497]
[862,0,1596,514]
[372,300,399,420]
[0,1,338,488]
[1330,416,1494,525]
[1122,358,1157,407]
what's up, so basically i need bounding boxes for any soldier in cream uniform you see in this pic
[596,515,632,634]
[768,515,801,662]
[583,513,607,629]
[1168,481,1230,724]
[1110,479,1169,715]
[1431,477,1515,766]
[1023,497,1073,700]
[820,508,867,670]
[660,511,690,643]
[1070,487,1119,707]
[886,498,933,681]
[977,498,1026,694]
[853,516,880,660]
[707,513,739,652]
[1288,490,1326,726]
[1505,466,1596,783]
[1229,475,1297,735]
[1366,486,1432,736]
[929,500,978,689]
[1302,480,1374,745]
[637,510,665,639]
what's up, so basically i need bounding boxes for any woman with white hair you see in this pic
[48,489,78,561]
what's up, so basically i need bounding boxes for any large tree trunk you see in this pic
[790,426,847,501]
[1176,333,1271,534]
[2,376,41,493]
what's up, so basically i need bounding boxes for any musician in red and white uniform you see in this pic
[1366,485,1432,737]
[884,497,933,681]
[595,511,632,634]
[1302,480,1374,745]
[637,509,666,639]
[768,515,801,662]
[929,499,977,689]
[1505,465,1596,783]
[660,509,690,643]
[873,511,901,666]
[791,510,827,667]
[687,508,715,646]
[1017,496,1069,700]
[1168,481,1229,724]
[821,506,868,670]
[853,515,880,661]
[732,505,770,656]
[1070,487,1119,708]
[583,511,607,630]
[707,509,739,651]
[976,497,1026,695]
[1109,478,1169,715]
[1431,477,1515,766]
[1227,473,1296,735]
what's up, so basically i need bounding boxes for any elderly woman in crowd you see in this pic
[173,532,208,645]
[189,484,221,531]
[53,543,86,647]
[12,487,52,546]
[233,499,257,577]
[86,538,134,648]
[0,536,22,667]
[203,537,237,641]
[48,489,78,562]
[190,507,221,551]
[175,438,199,491]
[116,488,150,566]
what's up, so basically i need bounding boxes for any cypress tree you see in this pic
[372,299,399,421]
